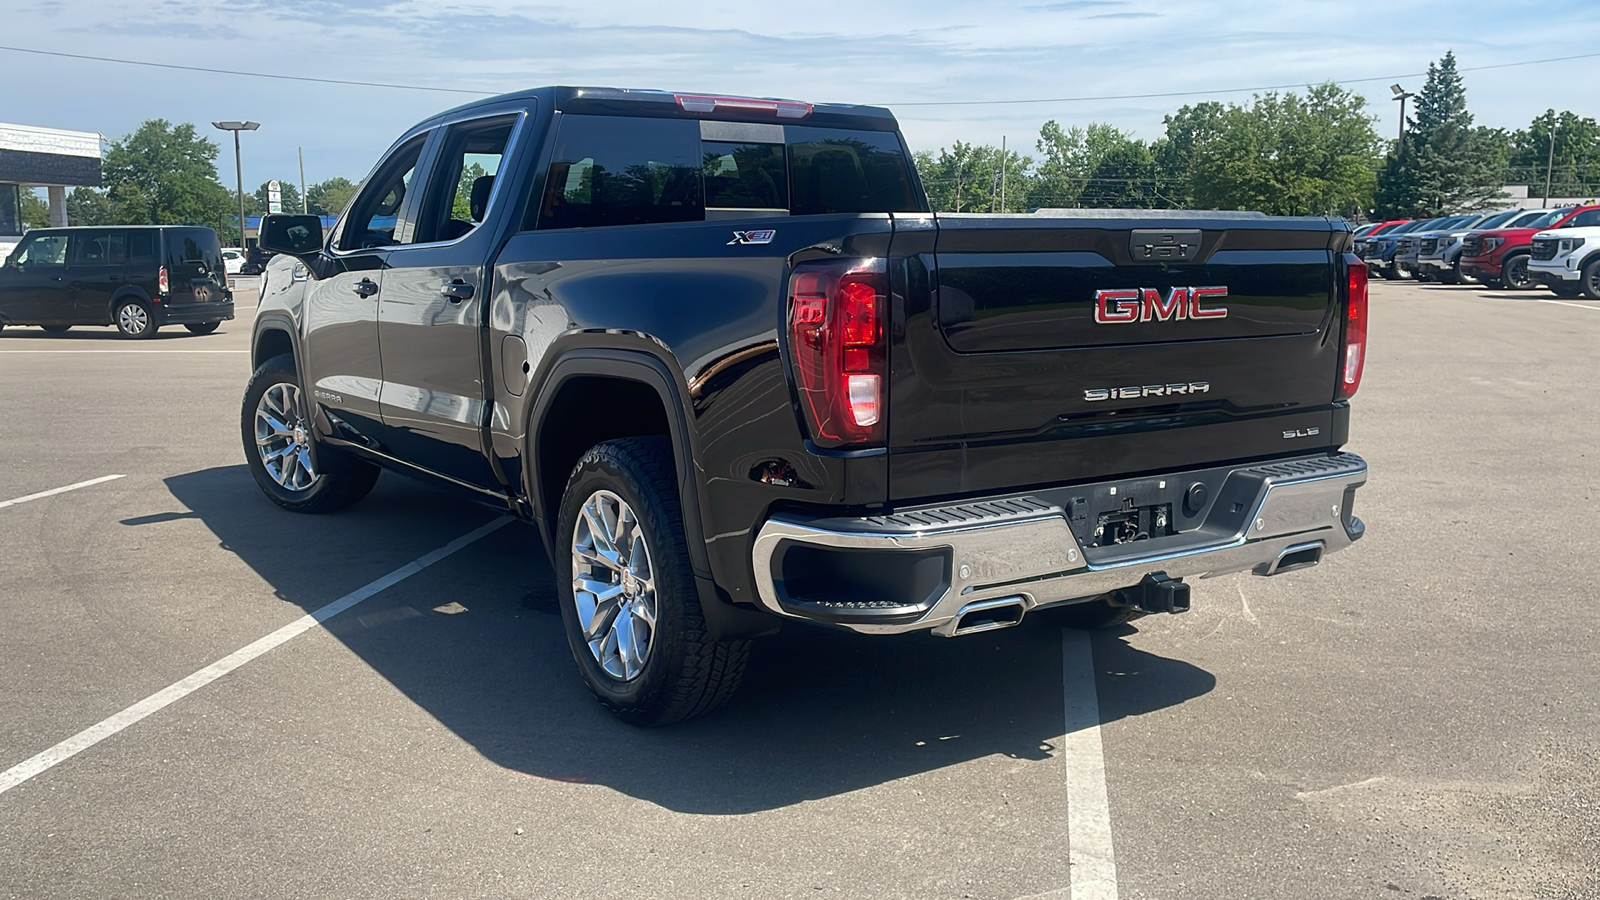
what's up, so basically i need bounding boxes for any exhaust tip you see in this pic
[938,596,1028,637]
[1253,542,1324,577]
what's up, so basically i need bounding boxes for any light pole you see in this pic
[1543,125,1557,207]
[212,121,260,248]
[1389,84,1416,155]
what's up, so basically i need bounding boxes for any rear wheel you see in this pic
[1501,254,1537,291]
[557,437,750,726]
[41,324,71,333]
[114,300,157,338]
[241,353,380,513]
[185,321,221,335]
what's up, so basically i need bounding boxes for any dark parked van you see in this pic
[0,225,234,338]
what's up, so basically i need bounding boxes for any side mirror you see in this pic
[258,214,325,258]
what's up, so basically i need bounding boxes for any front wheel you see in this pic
[241,353,380,513]
[557,437,750,726]
[185,321,221,335]
[1501,254,1537,291]
[1582,258,1600,300]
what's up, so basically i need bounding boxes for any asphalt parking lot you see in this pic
[1,280,1597,900]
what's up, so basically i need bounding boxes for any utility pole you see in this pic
[299,147,307,214]
[1543,126,1556,207]
[212,121,260,247]
[1000,136,1007,212]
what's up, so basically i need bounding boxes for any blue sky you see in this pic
[5,0,1599,191]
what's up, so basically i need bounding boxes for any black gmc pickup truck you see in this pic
[246,86,1369,724]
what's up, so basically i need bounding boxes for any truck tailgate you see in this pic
[888,212,1352,501]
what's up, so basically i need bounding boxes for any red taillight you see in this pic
[1338,254,1367,400]
[787,259,886,446]
[157,265,169,297]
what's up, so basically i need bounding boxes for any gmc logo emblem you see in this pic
[1094,286,1229,323]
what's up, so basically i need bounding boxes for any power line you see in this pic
[0,44,495,95]
[883,51,1600,106]
[2,42,1599,111]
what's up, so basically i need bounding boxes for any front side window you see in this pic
[340,136,427,251]
[13,233,69,267]
[415,115,516,244]
[535,116,702,230]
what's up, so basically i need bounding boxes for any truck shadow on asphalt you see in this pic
[159,465,1216,815]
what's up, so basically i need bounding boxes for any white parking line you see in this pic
[1538,298,1600,311]
[0,474,126,510]
[1062,628,1119,900]
[0,515,513,798]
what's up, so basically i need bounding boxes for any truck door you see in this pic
[303,134,428,447]
[376,112,520,491]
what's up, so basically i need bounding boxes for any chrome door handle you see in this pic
[352,278,379,298]
[440,280,474,302]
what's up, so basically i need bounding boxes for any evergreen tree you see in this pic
[1374,52,1506,217]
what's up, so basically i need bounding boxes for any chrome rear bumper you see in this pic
[751,453,1367,635]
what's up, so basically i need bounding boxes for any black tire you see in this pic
[185,321,221,335]
[1380,265,1404,281]
[1501,254,1537,291]
[1452,259,1475,285]
[113,299,158,339]
[241,353,380,513]
[1035,596,1147,629]
[1582,258,1600,301]
[556,436,750,726]
[41,324,71,333]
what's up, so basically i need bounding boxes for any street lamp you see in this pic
[212,121,260,248]
[1389,84,1416,155]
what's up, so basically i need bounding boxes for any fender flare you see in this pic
[525,346,777,641]
[105,286,152,322]
[250,312,302,369]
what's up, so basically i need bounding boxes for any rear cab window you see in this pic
[530,112,925,230]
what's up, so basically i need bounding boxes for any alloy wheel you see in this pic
[117,303,149,336]
[254,382,319,492]
[570,490,658,681]
[1503,256,1535,290]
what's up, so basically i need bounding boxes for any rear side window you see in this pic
[72,231,126,267]
[787,127,921,215]
[536,116,703,229]
[128,231,157,263]
[703,141,787,210]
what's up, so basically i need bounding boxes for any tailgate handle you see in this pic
[1130,229,1203,264]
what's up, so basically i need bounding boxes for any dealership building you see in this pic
[0,122,104,258]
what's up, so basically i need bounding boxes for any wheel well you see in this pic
[254,328,294,369]
[538,376,672,527]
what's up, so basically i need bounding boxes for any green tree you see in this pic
[1188,83,1381,216]
[1375,52,1506,217]
[1509,109,1600,200]
[915,142,1032,212]
[307,177,358,217]
[66,188,119,226]
[1029,121,1155,208]
[1152,102,1228,206]
[19,190,50,228]
[451,162,489,220]
[101,120,232,228]
[247,179,304,216]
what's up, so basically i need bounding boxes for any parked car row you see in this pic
[1354,204,1600,298]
